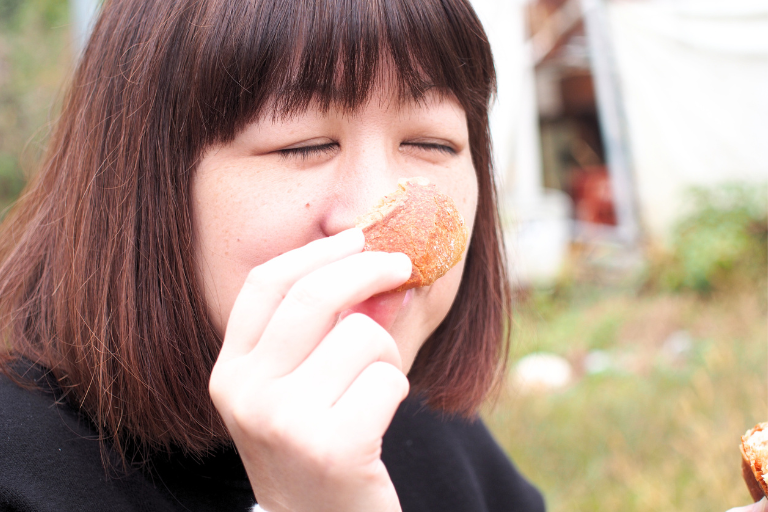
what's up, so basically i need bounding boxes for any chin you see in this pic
[390,268,463,374]
[390,324,424,375]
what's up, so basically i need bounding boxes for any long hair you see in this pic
[0,0,509,462]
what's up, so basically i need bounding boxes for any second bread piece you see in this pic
[742,423,768,502]
[355,177,468,292]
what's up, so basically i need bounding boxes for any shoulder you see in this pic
[0,364,96,444]
[0,365,175,512]
[0,363,102,461]
[382,397,546,512]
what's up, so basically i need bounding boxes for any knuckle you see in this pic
[305,442,347,476]
[285,280,326,310]
[266,406,298,440]
[337,313,401,366]
[256,415,288,444]
[208,366,235,407]
[244,265,274,289]
[278,428,348,473]
[208,372,223,402]
[303,441,333,467]
[370,361,409,391]
[375,324,398,349]
[231,400,286,443]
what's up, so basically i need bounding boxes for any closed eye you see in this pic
[277,142,339,160]
[401,142,457,155]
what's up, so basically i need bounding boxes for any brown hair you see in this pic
[0,0,509,460]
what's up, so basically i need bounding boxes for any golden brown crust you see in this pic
[741,423,768,501]
[355,177,468,291]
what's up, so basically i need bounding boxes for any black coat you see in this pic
[0,365,545,512]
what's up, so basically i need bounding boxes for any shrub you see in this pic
[649,183,767,295]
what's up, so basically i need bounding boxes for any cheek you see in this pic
[424,257,467,328]
[191,169,321,334]
[434,154,479,243]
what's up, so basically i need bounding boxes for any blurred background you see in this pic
[0,0,766,510]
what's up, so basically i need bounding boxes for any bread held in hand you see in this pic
[741,422,768,502]
[355,177,468,292]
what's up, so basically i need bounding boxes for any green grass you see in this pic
[485,288,767,511]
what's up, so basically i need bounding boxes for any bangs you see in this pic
[190,0,494,144]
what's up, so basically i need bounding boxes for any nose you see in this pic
[318,143,400,238]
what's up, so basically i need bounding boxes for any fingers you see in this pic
[286,313,402,408]
[727,498,768,512]
[219,228,365,364]
[211,229,410,512]
[251,251,411,378]
[330,361,409,443]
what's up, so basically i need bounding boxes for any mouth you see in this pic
[340,288,414,331]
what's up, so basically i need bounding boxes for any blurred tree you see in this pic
[0,0,70,212]
[0,0,24,26]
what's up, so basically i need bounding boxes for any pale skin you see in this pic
[729,499,768,512]
[196,91,478,512]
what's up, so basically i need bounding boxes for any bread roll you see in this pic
[741,422,768,501]
[355,177,468,292]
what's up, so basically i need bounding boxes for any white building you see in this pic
[472,0,768,285]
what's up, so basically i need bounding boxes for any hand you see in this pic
[728,498,768,512]
[209,228,411,512]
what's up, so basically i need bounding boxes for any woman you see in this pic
[0,0,543,510]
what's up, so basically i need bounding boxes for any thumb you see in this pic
[728,497,768,512]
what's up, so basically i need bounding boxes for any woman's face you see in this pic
[192,90,478,373]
